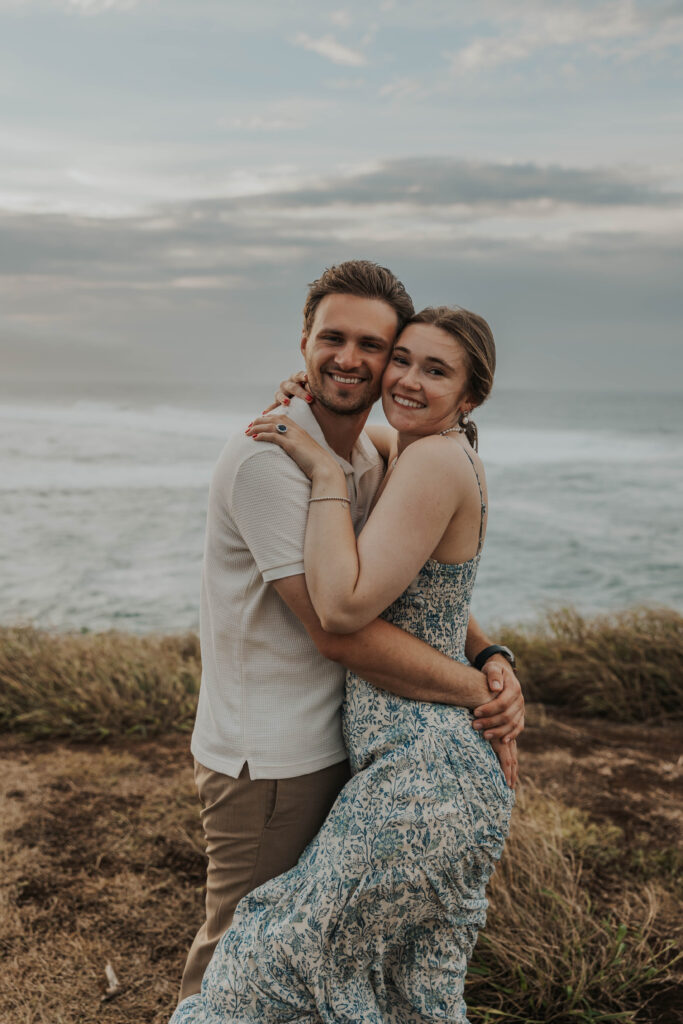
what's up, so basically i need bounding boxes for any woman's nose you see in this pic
[399,366,421,389]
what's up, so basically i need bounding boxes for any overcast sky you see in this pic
[1,0,682,403]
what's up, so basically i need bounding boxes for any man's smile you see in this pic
[328,372,366,385]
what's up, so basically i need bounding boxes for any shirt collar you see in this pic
[286,398,381,480]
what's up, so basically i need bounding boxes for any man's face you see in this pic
[301,293,398,416]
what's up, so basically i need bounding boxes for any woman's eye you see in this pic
[392,356,408,365]
[428,368,444,376]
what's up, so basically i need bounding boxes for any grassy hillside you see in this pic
[1,608,681,1022]
[1,607,682,741]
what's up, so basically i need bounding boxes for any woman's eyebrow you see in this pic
[394,345,454,371]
[424,356,454,370]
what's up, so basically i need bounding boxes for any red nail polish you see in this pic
[283,397,290,405]
[305,394,313,403]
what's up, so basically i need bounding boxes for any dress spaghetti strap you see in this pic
[457,446,487,555]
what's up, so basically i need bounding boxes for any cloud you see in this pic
[1,154,682,400]
[66,0,140,9]
[329,8,351,28]
[292,31,367,66]
[259,158,681,212]
[230,115,304,133]
[1,157,680,293]
[449,0,683,73]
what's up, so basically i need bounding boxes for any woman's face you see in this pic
[381,322,471,435]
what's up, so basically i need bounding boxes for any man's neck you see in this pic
[310,403,370,461]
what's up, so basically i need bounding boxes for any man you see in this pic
[180,260,523,1000]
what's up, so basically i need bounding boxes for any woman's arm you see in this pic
[247,413,471,632]
[305,437,465,631]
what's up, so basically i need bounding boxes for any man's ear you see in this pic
[300,331,308,358]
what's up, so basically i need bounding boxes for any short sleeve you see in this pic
[230,448,312,582]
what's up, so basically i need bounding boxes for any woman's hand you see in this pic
[490,737,519,788]
[262,371,312,414]
[246,414,339,482]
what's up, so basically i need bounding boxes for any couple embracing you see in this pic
[173,260,524,1023]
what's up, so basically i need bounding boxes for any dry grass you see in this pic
[501,607,683,722]
[2,712,682,1024]
[1,610,682,1021]
[0,627,201,740]
[467,789,682,1023]
[1,607,682,743]
[0,738,202,1024]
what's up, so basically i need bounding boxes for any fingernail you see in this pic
[244,423,253,434]
[305,394,314,403]
[472,722,483,730]
[282,397,290,405]
[484,732,493,740]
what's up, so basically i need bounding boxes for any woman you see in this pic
[172,306,514,1024]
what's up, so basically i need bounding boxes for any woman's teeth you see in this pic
[393,395,425,409]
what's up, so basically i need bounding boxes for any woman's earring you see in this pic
[461,410,470,425]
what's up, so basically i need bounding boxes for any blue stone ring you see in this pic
[276,423,288,434]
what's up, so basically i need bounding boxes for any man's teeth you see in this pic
[393,395,425,409]
[331,374,363,384]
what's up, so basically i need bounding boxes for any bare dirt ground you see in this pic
[1,709,681,1024]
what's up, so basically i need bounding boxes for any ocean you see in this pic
[1,390,681,633]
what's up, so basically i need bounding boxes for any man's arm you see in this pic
[273,576,521,785]
[465,614,494,665]
[274,575,494,710]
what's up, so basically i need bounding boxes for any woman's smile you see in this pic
[391,393,426,409]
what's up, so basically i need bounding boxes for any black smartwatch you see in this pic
[473,644,516,671]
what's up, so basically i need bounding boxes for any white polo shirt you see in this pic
[191,398,385,779]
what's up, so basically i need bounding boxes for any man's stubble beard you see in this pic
[307,371,381,417]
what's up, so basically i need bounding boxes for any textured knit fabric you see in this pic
[172,554,514,1024]
[191,399,385,780]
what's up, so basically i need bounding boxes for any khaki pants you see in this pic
[179,757,351,1001]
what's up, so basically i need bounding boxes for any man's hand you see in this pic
[472,656,525,742]
[490,737,519,788]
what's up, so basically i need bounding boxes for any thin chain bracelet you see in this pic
[309,496,351,505]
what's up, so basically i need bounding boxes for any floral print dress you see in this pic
[172,463,514,1024]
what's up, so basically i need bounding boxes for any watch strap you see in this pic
[473,644,514,671]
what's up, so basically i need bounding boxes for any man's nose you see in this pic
[333,344,362,370]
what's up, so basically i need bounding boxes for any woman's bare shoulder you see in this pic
[393,435,485,488]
